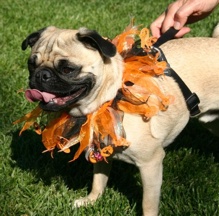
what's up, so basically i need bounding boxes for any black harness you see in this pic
[151,27,200,117]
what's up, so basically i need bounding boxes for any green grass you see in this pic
[1,0,219,215]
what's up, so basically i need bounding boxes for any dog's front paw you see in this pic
[73,196,94,208]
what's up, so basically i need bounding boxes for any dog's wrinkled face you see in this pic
[22,26,123,116]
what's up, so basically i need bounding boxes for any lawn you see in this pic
[1,0,219,215]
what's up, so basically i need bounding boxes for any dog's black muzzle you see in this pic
[28,68,96,112]
[35,69,52,83]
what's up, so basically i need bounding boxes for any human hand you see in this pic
[150,0,219,38]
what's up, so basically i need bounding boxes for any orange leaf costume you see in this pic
[14,20,174,163]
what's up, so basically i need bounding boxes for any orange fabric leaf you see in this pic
[101,145,113,157]
[71,114,92,162]
[56,137,71,153]
[124,55,167,76]
[139,28,157,50]
[93,104,129,147]
[42,112,71,151]
[117,100,159,118]
[33,122,42,135]
[94,108,117,141]
[13,106,43,136]
[112,28,139,54]
[88,151,98,164]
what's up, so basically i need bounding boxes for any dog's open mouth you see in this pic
[25,88,86,111]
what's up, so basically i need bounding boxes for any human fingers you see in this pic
[173,0,200,29]
[174,26,191,38]
[173,0,218,28]
[150,13,166,38]
[161,1,184,33]
[150,9,190,38]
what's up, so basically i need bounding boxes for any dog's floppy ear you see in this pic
[77,27,116,58]
[21,27,47,50]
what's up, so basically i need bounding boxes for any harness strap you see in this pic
[165,67,200,117]
[153,27,179,47]
[151,28,201,117]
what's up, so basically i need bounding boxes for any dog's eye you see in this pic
[62,67,73,74]
[59,65,82,77]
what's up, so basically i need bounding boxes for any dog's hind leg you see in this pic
[74,160,112,207]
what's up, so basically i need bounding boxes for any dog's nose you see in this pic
[36,70,52,82]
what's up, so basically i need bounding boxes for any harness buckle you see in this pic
[186,93,200,117]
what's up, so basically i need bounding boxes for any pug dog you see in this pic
[21,25,219,216]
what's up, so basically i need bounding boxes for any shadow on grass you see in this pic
[10,130,91,186]
[10,119,219,216]
[160,119,219,215]
[10,129,142,215]
[166,118,219,161]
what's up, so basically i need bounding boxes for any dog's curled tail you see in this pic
[212,23,219,38]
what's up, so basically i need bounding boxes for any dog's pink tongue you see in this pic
[25,89,56,103]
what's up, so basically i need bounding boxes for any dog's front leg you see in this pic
[74,160,112,207]
[139,147,165,216]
